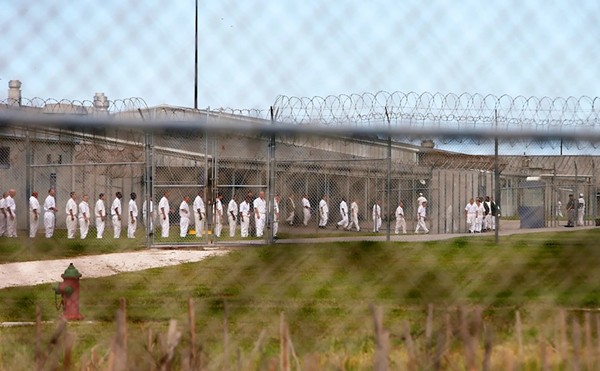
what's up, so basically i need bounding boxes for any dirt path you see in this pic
[0,249,227,289]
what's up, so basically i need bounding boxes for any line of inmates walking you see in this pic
[17,187,594,240]
[464,196,498,234]
[21,188,434,239]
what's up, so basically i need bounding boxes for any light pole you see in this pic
[194,0,198,109]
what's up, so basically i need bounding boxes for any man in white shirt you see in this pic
[65,191,78,239]
[111,192,123,239]
[5,189,17,237]
[302,195,311,226]
[415,200,429,234]
[179,195,191,238]
[336,198,349,229]
[193,190,205,238]
[578,193,586,226]
[95,193,107,239]
[78,194,90,239]
[227,195,238,237]
[253,191,267,237]
[372,200,382,233]
[475,198,485,233]
[0,192,7,237]
[239,194,252,238]
[464,198,477,234]
[346,199,360,231]
[44,189,58,238]
[273,194,280,238]
[285,193,295,226]
[29,191,40,238]
[318,195,329,228]
[214,193,224,237]
[128,192,138,238]
[159,191,170,238]
[417,193,427,209]
[395,200,407,234]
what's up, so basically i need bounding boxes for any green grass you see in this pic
[2,229,600,369]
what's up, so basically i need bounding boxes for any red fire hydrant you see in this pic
[53,263,84,320]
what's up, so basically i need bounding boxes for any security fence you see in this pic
[0,92,599,246]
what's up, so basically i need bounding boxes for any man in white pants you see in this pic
[337,198,349,229]
[475,198,485,233]
[193,190,205,237]
[464,198,477,234]
[239,194,252,238]
[179,195,190,237]
[5,189,17,237]
[29,191,40,238]
[577,193,586,226]
[214,193,224,237]
[415,200,429,234]
[111,192,123,239]
[395,200,407,234]
[44,189,58,238]
[227,194,238,237]
[65,191,78,239]
[372,200,382,233]
[95,193,107,239]
[128,193,138,238]
[302,195,311,226]
[318,195,329,228]
[253,191,267,237]
[0,192,7,237]
[78,194,90,239]
[346,199,360,231]
[159,191,170,238]
[273,194,280,238]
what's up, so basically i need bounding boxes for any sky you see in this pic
[1,0,600,113]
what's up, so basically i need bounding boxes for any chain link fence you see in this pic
[0,90,598,246]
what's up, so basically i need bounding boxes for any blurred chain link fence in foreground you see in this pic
[0,87,598,245]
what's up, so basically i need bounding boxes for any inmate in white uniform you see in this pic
[78,199,90,239]
[5,194,16,238]
[337,200,349,229]
[29,195,40,238]
[111,196,122,239]
[239,200,251,237]
[465,200,477,233]
[159,196,170,238]
[227,198,238,237]
[395,204,406,234]
[128,198,138,238]
[0,196,7,237]
[475,201,485,233]
[415,203,429,234]
[273,197,280,237]
[66,197,78,239]
[44,194,56,238]
[253,196,267,237]
[302,197,311,226]
[346,201,360,231]
[214,198,223,237]
[95,197,106,239]
[193,195,205,237]
[319,198,329,227]
[179,199,190,237]
[372,203,381,232]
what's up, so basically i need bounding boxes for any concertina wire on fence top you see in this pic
[4,91,600,129]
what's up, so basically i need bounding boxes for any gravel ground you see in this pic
[0,248,227,289]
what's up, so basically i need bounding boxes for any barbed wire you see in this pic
[272,91,600,130]
[0,97,148,114]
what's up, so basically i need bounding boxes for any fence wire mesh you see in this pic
[0,94,598,245]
